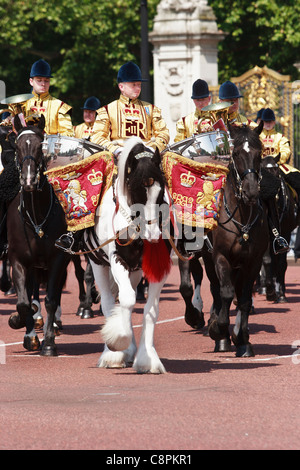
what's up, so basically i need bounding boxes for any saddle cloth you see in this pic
[162,151,229,231]
[45,151,115,231]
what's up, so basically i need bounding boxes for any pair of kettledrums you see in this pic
[42,134,105,169]
[162,101,233,166]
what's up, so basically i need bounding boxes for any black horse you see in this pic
[259,155,300,302]
[0,121,19,293]
[177,234,212,330]
[6,114,71,355]
[207,121,269,357]
[0,117,99,320]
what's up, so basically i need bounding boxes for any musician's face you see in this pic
[29,77,50,95]
[119,81,142,100]
[193,96,211,112]
[83,109,96,124]
[263,120,275,131]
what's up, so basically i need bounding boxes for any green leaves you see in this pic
[1,0,298,125]
[0,0,161,123]
[208,0,300,82]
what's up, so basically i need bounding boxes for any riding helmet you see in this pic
[219,80,243,99]
[117,62,147,83]
[255,108,265,122]
[261,108,276,122]
[81,96,101,110]
[30,59,52,78]
[191,79,210,99]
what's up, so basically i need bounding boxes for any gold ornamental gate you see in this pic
[211,65,300,168]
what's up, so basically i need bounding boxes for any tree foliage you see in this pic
[0,0,160,123]
[208,0,300,83]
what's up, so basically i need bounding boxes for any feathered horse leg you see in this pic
[94,262,137,369]
[133,276,167,374]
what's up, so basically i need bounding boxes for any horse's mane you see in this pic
[118,136,144,198]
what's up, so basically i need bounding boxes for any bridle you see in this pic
[15,128,54,238]
[218,138,263,243]
[15,129,44,188]
[230,148,262,200]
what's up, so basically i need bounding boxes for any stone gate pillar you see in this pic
[149,0,224,142]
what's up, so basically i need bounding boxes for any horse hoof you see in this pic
[276,295,288,303]
[76,307,84,316]
[266,290,277,302]
[40,345,58,357]
[81,309,94,319]
[23,335,40,351]
[235,343,255,357]
[258,287,266,295]
[8,313,26,330]
[214,338,231,352]
[185,309,205,330]
[34,317,44,330]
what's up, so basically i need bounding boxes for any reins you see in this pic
[18,181,55,238]
[16,128,54,239]
[218,148,263,243]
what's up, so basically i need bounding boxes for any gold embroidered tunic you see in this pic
[260,128,291,164]
[92,94,169,152]
[228,111,257,129]
[74,116,102,140]
[21,91,74,136]
[174,110,213,142]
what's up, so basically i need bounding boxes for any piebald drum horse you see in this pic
[86,137,172,373]
[207,121,269,357]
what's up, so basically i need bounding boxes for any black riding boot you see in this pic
[266,198,289,255]
[136,277,149,301]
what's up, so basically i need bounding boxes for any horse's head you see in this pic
[229,121,263,205]
[261,154,281,178]
[14,114,45,191]
[118,137,165,243]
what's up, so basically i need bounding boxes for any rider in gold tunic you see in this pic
[260,108,300,257]
[55,62,170,256]
[174,79,213,142]
[218,80,257,129]
[260,108,291,164]
[57,62,170,300]
[220,86,289,254]
[74,96,102,140]
[20,59,74,136]
[217,83,288,254]
[92,61,169,156]
[0,60,74,258]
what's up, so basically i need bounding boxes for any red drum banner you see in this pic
[45,152,115,231]
[162,152,229,231]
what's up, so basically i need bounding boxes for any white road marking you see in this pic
[2,315,299,363]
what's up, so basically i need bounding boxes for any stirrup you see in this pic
[55,232,75,253]
[273,236,289,255]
